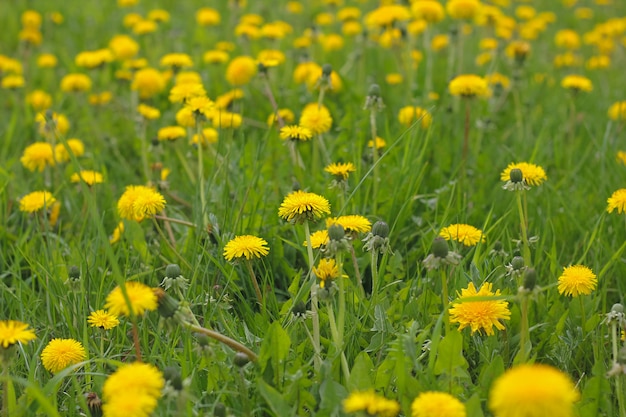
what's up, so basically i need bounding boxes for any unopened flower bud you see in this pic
[165,264,181,278]
[163,366,183,391]
[234,352,250,367]
[328,224,345,241]
[292,300,307,317]
[494,241,503,252]
[154,287,180,318]
[431,237,449,259]
[372,221,389,238]
[510,168,523,184]
[322,63,332,77]
[214,403,227,417]
[368,83,381,99]
[523,268,536,291]
[511,256,525,271]
[195,332,210,347]
[68,265,81,281]
[612,303,624,314]
[85,392,102,417]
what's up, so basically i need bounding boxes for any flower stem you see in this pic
[195,119,208,228]
[440,268,450,334]
[370,108,379,215]
[348,244,364,299]
[187,324,258,362]
[327,302,350,380]
[462,98,471,164]
[131,320,143,362]
[516,190,531,267]
[612,322,626,417]
[579,296,587,341]
[304,220,321,373]
[370,249,380,306]
[519,295,530,364]
[245,259,264,312]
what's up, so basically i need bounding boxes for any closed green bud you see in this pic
[372,221,389,238]
[195,332,210,347]
[612,303,624,314]
[68,265,81,281]
[163,366,183,391]
[368,83,381,98]
[494,241,503,252]
[292,300,307,317]
[511,256,525,271]
[523,268,536,291]
[322,63,332,77]
[328,224,345,241]
[214,403,227,417]
[154,288,180,318]
[510,168,523,183]
[165,263,181,278]
[431,237,449,259]
[234,352,250,367]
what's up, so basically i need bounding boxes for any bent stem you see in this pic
[187,324,258,362]
[245,259,264,312]
[304,220,321,373]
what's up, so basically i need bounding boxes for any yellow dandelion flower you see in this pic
[488,364,579,417]
[105,281,158,317]
[439,224,485,246]
[196,7,221,26]
[117,185,166,222]
[54,139,85,163]
[485,72,510,89]
[313,259,339,289]
[131,68,166,99]
[109,34,139,60]
[137,104,161,120]
[148,9,170,23]
[160,53,193,70]
[20,142,55,172]
[500,162,547,186]
[267,109,295,127]
[212,111,242,129]
[168,83,206,104]
[607,189,626,214]
[293,62,322,85]
[327,215,372,234]
[157,126,186,141]
[279,125,313,141]
[278,190,331,224]
[223,235,270,261]
[608,101,626,121]
[41,338,87,373]
[557,265,597,297]
[2,75,25,89]
[203,50,229,64]
[398,106,432,128]
[449,74,490,98]
[303,230,330,249]
[385,73,403,85]
[447,0,481,20]
[132,20,157,35]
[102,361,163,401]
[0,320,36,348]
[225,56,257,86]
[449,282,511,335]
[343,390,400,417]
[617,151,626,166]
[70,170,104,185]
[19,191,56,213]
[191,127,219,147]
[300,103,333,135]
[88,310,120,330]
[324,162,356,180]
[411,391,466,417]
[411,0,445,23]
[555,29,581,49]
[110,222,125,244]
[561,74,592,92]
[368,137,386,149]
[26,90,52,112]
[102,392,159,417]
[60,73,92,93]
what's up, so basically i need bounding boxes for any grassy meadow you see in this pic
[1,0,626,416]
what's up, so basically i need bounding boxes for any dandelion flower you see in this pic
[303,230,329,249]
[117,185,166,222]
[102,393,159,417]
[439,224,485,246]
[449,282,511,335]
[88,310,120,330]
[313,258,339,288]
[489,363,579,417]
[500,162,547,187]
[223,235,269,261]
[0,320,36,348]
[157,126,186,141]
[70,170,104,186]
[110,222,125,244]
[327,215,372,234]
[446,0,481,20]
[267,108,295,127]
[26,90,52,112]
[449,74,490,98]
[60,73,92,93]
[324,162,356,180]
[278,190,331,224]
[20,142,55,172]
[225,56,257,86]
[411,1,445,23]
[131,68,166,99]
[343,390,400,417]
[411,391,466,417]
[19,191,56,213]
[137,104,161,120]
[299,103,333,135]
[561,74,592,92]
[279,125,313,141]
[607,189,626,214]
[159,53,193,70]
[102,362,164,417]
[54,139,85,163]
[41,338,87,373]
[608,101,626,121]
[105,281,158,317]
[557,265,597,297]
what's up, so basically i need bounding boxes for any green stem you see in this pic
[245,259,264,312]
[304,220,321,373]
[187,324,258,362]
[579,296,587,340]
[196,119,208,228]
[440,268,450,334]
[2,365,8,417]
[370,108,379,215]
[131,320,143,362]
[336,252,346,347]
[370,250,379,306]
[516,190,531,267]
[612,322,626,417]
[519,295,530,363]
[327,303,350,380]
[140,121,150,184]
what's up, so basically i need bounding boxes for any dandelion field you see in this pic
[2,0,626,416]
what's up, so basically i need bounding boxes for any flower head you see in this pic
[0,320,36,349]
[303,230,330,249]
[299,103,332,135]
[88,310,120,330]
[607,188,626,214]
[278,190,331,224]
[313,258,339,288]
[20,142,55,172]
[327,215,372,235]
[157,126,186,141]
[225,56,257,86]
[131,68,166,99]
[446,0,481,20]
[411,391,466,417]
[70,170,104,186]
[279,125,313,141]
[324,162,356,180]
[160,53,193,70]
[102,362,164,417]
[449,282,511,335]
[489,364,579,417]
[110,222,125,244]
[54,139,85,163]
[500,162,547,187]
[449,74,490,98]
[137,104,161,120]
[19,191,56,213]
[343,390,400,417]
[223,235,270,261]
[609,101,626,121]
[105,281,158,317]
[41,338,87,373]
[439,224,485,246]
[117,185,166,222]
[60,73,92,93]
[561,74,592,92]
[558,265,597,297]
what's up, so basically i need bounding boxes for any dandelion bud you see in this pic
[68,265,81,281]
[154,287,180,318]
[234,352,250,367]
[165,263,181,278]
[214,403,227,417]
[195,332,210,347]
[328,224,345,241]
[291,300,307,317]
[494,241,503,252]
[163,366,183,391]
[509,168,523,184]
[372,221,389,238]
[523,268,536,291]
[322,63,332,77]
[368,83,381,99]
[431,236,449,259]
[85,392,102,417]
[612,303,624,314]
[511,256,525,271]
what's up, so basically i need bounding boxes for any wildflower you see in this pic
[364,5,411,28]
[555,29,581,49]
[303,230,329,249]
[449,282,511,335]
[54,139,85,163]
[60,73,92,93]
[148,9,170,23]
[0,320,36,349]
[449,74,490,98]
[102,362,164,417]
[385,73,403,85]
[19,191,56,213]
[132,20,158,35]
[88,310,120,330]
[368,137,386,149]
[89,91,113,106]
[131,68,166,99]
[618,151,626,166]
[223,235,269,261]
[557,265,597,297]
[157,126,186,142]
[212,111,242,129]
[411,391,466,417]
[279,125,313,141]
[160,53,193,71]
[225,56,257,86]
[267,109,295,127]
[327,215,371,235]
[561,75,592,92]
[20,142,55,172]
[293,62,322,85]
[607,189,626,214]
[488,364,579,417]
[485,73,510,89]
[423,236,462,271]
[110,222,125,244]
[196,7,221,26]
[109,34,139,60]
[117,185,166,222]
[2,75,24,89]
[105,281,158,317]
[500,162,547,187]
[278,190,331,224]
[75,49,114,69]
[26,90,52,112]
[169,83,206,104]
[343,390,400,417]
[505,40,531,63]
[439,224,485,247]
[191,127,218,146]
[70,170,104,186]
[137,104,161,120]
[41,338,87,373]
[363,221,392,254]
[300,103,333,135]
[398,106,433,128]
[313,258,339,289]
[608,101,626,121]
[324,162,356,181]
[411,0,445,23]
[203,50,229,65]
